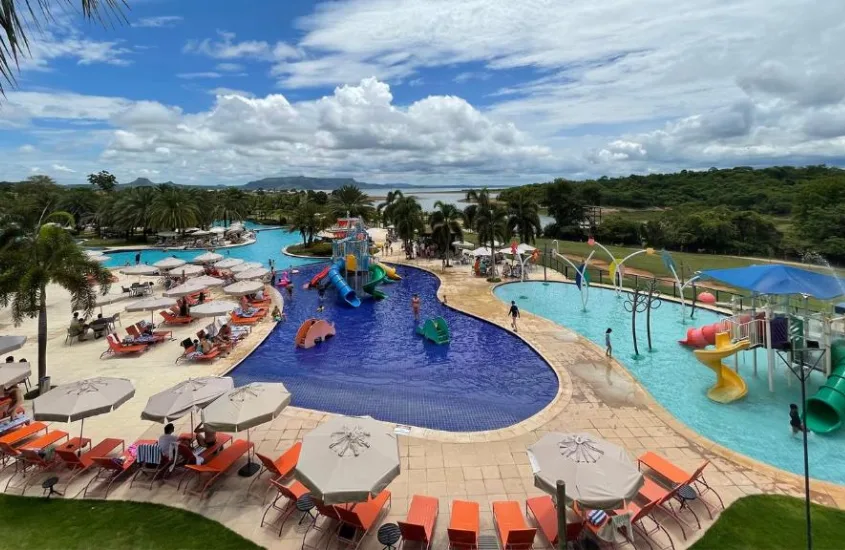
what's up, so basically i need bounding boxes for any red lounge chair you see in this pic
[175,345,221,364]
[333,490,392,550]
[639,451,724,517]
[492,501,537,550]
[574,497,674,550]
[398,494,439,550]
[0,422,48,466]
[160,310,194,325]
[5,430,69,492]
[303,498,345,549]
[261,479,310,536]
[248,442,302,500]
[55,438,124,488]
[83,439,153,497]
[100,333,148,359]
[448,500,480,550]
[637,476,695,539]
[525,495,584,548]
[229,309,267,326]
[126,325,169,344]
[180,438,253,497]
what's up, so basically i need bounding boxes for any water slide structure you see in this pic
[805,340,845,434]
[679,321,723,348]
[375,262,402,281]
[295,318,336,349]
[694,331,750,403]
[327,260,361,307]
[307,266,330,289]
[363,264,388,300]
[416,317,450,345]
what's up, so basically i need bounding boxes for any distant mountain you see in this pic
[123,177,176,187]
[243,176,415,191]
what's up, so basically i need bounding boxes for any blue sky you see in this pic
[2,0,844,186]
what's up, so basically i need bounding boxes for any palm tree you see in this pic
[506,188,542,244]
[377,190,404,228]
[462,204,477,234]
[0,212,112,390]
[327,185,374,222]
[429,201,463,267]
[467,188,507,277]
[288,195,325,245]
[391,196,424,255]
[1,1,125,95]
[216,188,247,227]
[150,185,199,231]
[59,187,100,232]
[113,187,156,238]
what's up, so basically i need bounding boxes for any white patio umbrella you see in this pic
[189,275,226,288]
[0,335,27,356]
[125,296,178,323]
[223,280,263,297]
[154,257,187,270]
[32,377,135,442]
[229,262,262,273]
[235,267,270,281]
[192,252,224,264]
[499,244,537,255]
[452,240,475,249]
[168,264,205,277]
[190,301,239,320]
[471,247,494,257]
[120,264,159,276]
[0,362,30,390]
[214,258,244,270]
[202,382,292,475]
[163,282,207,298]
[141,377,234,424]
[209,227,226,234]
[295,415,400,504]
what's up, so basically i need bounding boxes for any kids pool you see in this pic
[231,264,558,432]
[494,281,845,485]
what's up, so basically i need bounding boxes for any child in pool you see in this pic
[790,403,806,435]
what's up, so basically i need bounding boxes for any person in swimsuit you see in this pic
[317,286,326,313]
[508,300,520,332]
[411,294,421,321]
[790,403,806,435]
[605,328,613,357]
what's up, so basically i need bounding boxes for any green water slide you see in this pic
[416,317,450,344]
[805,340,845,434]
[363,263,388,300]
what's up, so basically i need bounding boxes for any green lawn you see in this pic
[691,495,845,550]
[0,495,262,550]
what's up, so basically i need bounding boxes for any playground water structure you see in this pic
[495,281,845,485]
[232,263,558,432]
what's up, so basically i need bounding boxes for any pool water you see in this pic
[494,282,845,485]
[98,222,318,271]
[232,264,557,431]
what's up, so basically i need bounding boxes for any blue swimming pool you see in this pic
[232,264,558,431]
[495,282,845,485]
[97,222,318,270]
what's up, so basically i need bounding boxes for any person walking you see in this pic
[508,300,520,332]
[605,328,613,357]
[134,252,141,265]
[411,293,421,321]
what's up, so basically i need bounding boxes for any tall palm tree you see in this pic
[327,185,374,222]
[506,188,542,244]
[0,212,112,390]
[216,188,247,227]
[288,195,325,245]
[59,187,100,231]
[391,196,424,254]
[466,188,507,276]
[114,187,156,237]
[150,185,199,231]
[462,204,477,234]
[429,201,463,267]
[377,190,404,228]
[1,1,125,95]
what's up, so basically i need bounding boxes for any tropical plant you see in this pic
[59,188,100,231]
[429,201,463,266]
[327,185,374,221]
[391,196,424,253]
[113,187,156,236]
[288,195,325,245]
[506,188,542,244]
[0,211,112,389]
[377,190,404,227]
[150,185,199,231]
[216,188,247,227]
[462,204,477,234]
[87,170,117,192]
[466,188,507,276]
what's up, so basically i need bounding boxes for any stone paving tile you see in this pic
[2,254,844,550]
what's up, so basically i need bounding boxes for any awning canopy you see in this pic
[699,264,845,300]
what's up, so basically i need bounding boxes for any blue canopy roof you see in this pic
[699,264,845,300]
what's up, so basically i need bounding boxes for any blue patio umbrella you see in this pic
[699,264,845,300]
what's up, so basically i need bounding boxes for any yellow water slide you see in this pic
[375,262,402,281]
[693,331,750,403]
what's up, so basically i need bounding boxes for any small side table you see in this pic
[675,484,701,529]
[295,494,317,525]
[377,523,401,550]
[42,476,62,499]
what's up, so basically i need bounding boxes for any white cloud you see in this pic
[30,167,41,173]
[208,88,256,98]
[183,31,299,62]
[215,63,244,72]
[18,145,36,153]
[132,16,183,28]
[177,72,224,79]
[52,164,76,173]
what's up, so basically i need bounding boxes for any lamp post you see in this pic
[556,480,567,550]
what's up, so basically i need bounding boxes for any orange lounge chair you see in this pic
[261,479,311,536]
[100,333,148,359]
[574,496,674,550]
[639,451,723,517]
[525,495,584,548]
[126,324,170,344]
[55,438,124,487]
[448,500,480,550]
[229,308,267,326]
[83,439,152,497]
[637,476,695,539]
[334,489,392,550]
[160,310,195,325]
[175,345,221,364]
[249,442,302,500]
[303,498,346,549]
[180,438,253,497]
[0,422,48,466]
[5,430,69,492]
[492,501,537,550]
[398,494,439,550]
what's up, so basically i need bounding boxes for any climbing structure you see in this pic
[295,318,337,349]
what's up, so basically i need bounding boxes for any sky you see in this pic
[2,0,844,187]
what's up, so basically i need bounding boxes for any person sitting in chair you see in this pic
[69,312,90,341]
[193,423,217,448]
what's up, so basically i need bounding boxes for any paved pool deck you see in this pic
[1,251,843,550]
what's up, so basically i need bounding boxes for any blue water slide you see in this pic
[327,260,361,307]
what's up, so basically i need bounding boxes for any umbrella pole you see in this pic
[78,418,85,456]
[238,428,260,477]
[557,480,567,550]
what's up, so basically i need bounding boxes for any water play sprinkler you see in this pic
[550,240,595,311]
[624,280,663,356]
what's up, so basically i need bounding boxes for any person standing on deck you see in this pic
[508,301,520,332]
